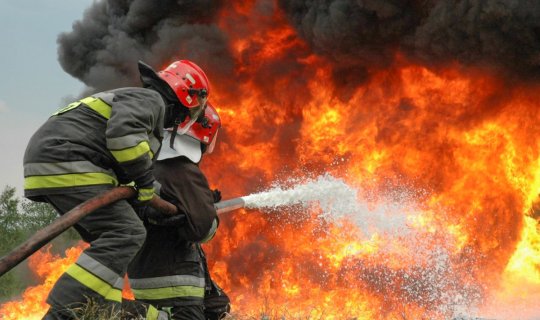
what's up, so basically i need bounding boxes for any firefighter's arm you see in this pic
[137,203,218,243]
[155,157,218,242]
[175,198,219,243]
[104,89,165,202]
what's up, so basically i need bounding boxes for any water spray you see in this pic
[216,174,360,217]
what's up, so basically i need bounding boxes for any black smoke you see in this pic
[57,0,234,92]
[278,0,540,80]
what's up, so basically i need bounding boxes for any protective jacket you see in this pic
[128,156,218,311]
[30,87,166,319]
[23,87,165,200]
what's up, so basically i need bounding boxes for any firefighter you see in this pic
[23,60,211,320]
[126,102,230,320]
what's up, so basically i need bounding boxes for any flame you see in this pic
[3,2,540,319]
[0,242,136,319]
[203,3,540,318]
[0,243,87,320]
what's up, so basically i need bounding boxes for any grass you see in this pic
[53,298,135,320]
[67,298,365,320]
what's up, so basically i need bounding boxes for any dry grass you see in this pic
[58,298,139,320]
[71,298,364,320]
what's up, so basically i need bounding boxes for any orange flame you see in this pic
[0,242,136,319]
[203,3,540,318]
[0,243,87,320]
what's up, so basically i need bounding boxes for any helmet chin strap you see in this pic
[169,90,207,149]
[177,116,197,135]
[169,112,197,149]
[169,122,179,150]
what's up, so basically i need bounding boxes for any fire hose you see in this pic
[0,187,246,277]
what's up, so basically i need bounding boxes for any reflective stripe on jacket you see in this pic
[23,87,165,198]
[66,253,125,302]
[130,274,206,300]
[128,240,207,306]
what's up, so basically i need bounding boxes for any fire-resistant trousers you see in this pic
[41,187,146,319]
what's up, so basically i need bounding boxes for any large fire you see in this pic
[2,1,540,319]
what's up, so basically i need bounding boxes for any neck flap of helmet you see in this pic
[138,61,179,104]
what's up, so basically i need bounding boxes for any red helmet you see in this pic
[177,101,221,154]
[157,60,210,109]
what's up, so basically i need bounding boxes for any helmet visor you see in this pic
[177,115,197,135]
[207,129,219,154]
[177,101,206,135]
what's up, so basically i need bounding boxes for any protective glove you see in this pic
[136,204,186,226]
[133,203,149,221]
[151,213,186,226]
[212,189,222,203]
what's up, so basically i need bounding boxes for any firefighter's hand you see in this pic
[136,205,186,226]
[212,189,222,203]
[134,204,150,221]
[151,213,187,226]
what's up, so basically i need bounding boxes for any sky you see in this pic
[0,0,94,196]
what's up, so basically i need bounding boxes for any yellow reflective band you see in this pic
[52,101,81,116]
[137,187,154,202]
[80,97,112,119]
[24,172,118,190]
[120,181,136,187]
[65,264,122,302]
[146,305,160,320]
[132,286,205,300]
[110,141,151,163]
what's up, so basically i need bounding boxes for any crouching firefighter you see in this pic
[123,91,231,317]
[23,59,212,319]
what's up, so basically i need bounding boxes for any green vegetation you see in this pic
[0,186,79,302]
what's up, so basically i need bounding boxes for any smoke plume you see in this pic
[57,0,234,92]
[278,0,540,79]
